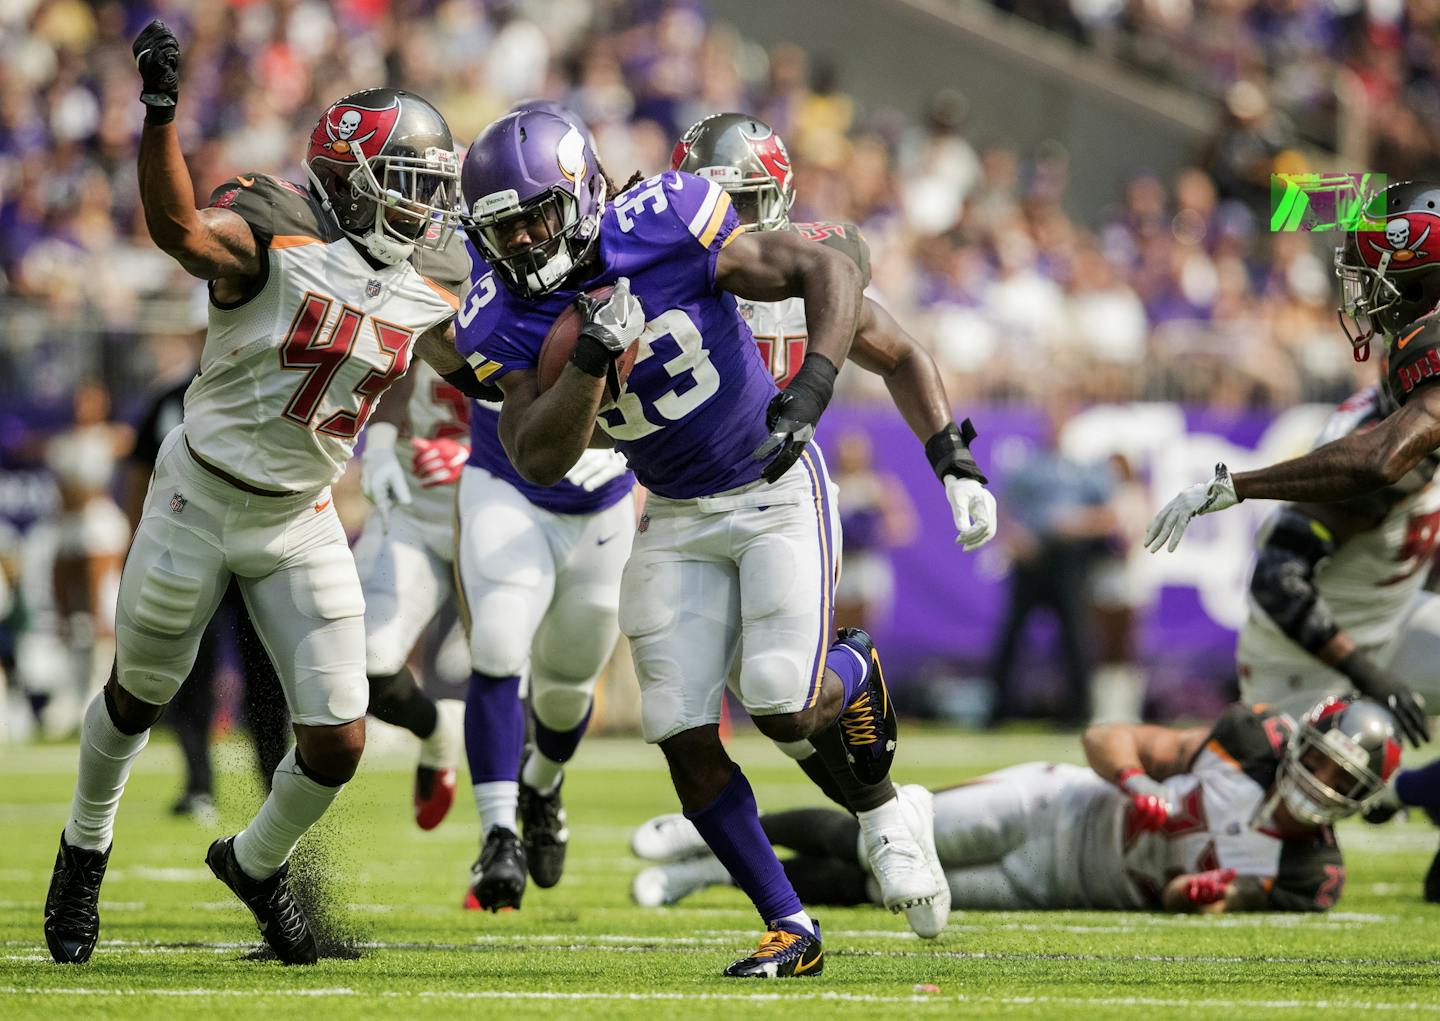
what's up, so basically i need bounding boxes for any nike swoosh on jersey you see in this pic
[1398,325,1425,350]
[597,533,617,545]
[314,498,331,513]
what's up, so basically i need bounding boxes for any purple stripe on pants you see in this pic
[798,448,836,710]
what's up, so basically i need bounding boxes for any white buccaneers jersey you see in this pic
[739,222,872,388]
[1070,706,1343,911]
[398,358,471,522]
[1238,386,1440,662]
[183,174,467,493]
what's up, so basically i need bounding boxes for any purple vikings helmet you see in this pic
[508,98,597,152]
[461,110,606,299]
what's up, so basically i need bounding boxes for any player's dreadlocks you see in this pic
[596,159,644,198]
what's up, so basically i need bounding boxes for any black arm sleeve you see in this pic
[1249,508,1340,653]
[440,367,503,403]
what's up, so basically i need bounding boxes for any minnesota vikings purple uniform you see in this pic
[460,169,842,747]
[458,170,781,499]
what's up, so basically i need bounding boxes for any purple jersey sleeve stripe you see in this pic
[798,447,837,710]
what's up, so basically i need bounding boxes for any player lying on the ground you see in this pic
[631,697,1399,913]
[43,22,487,967]
[455,106,922,978]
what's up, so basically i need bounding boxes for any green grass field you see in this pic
[3,726,1440,1019]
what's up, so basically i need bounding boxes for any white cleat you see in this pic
[631,856,731,907]
[896,784,949,938]
[630,813,709,862]
[861,802,942,915]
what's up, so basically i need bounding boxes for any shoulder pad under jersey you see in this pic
[1387,312,1440,405]
[207,174,336,248]
[794,221,871,287]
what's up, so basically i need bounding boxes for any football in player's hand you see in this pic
[538,285,638,396]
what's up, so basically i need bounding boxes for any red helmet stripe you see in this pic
[1382,737,1402,780]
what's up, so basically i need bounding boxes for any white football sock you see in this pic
[64,691,149,851]
[855,795,906,841]
[521,750,564,795]
[419,699,465,770]
[473,780,518,835]
[778,910,815,937]
[233,747,343,881]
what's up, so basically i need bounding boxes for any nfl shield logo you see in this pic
[366,279,381,298]
[169,492,187,514]
[637,513,650,534]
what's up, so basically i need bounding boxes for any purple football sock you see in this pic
[1396,759,1440,810]
[464,672,524,783]
[826,637,870,704]
[685,765,803,925]
[534,705,592,764]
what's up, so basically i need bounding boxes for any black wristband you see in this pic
[570,334,613,378]
[142,101,176,125]
[1335,649,1389,698]
[439,366,502,402]
[787,352,839,413]
[925,419,988,485]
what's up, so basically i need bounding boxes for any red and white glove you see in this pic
[1116,766,1172,831]
[1182,867,1238,906]
[411,437,469,488]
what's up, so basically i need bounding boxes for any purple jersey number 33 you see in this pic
[455,170,781,500]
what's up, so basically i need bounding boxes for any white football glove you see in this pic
[945,476,998,552]
[565,449,630,492]
[576,276,646,354]
[1144,462,1240,553]
[360,422,411,531]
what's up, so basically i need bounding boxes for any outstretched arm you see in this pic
[849,298,996,550]
[1230,386,1440,503]
[132,22,260,285]
[1161,872,1268,913]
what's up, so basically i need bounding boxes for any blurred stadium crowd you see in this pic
[997,0,1440,173]
[0,0,1386,738]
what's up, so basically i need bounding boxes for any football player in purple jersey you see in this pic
[671,113,999,936]
[454,108,941,977]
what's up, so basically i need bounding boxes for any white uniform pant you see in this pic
[925,763,1107,909]
[1240,591,1440,717]
[114,427,367,726]
[621,448,841,744]
[352,493,456,677]
[454,466,634,731]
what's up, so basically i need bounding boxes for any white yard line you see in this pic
[2,987,1439,1011]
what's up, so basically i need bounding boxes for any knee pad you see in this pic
[116,624,198,705]
[739,651,809,717]
[772,738,816,761]
[467,591,534,677]
[531,674,597,732]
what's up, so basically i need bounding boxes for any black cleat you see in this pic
[206,837,317,965]
[723,919,824,978]
[467,827,527,912]
[833,628,897,786]
[519,770,569,889]
[44,832,109,964]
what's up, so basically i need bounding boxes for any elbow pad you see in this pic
[1249,510,1339,652]
[440,367,503,403]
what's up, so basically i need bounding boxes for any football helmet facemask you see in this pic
[304,87,462,266]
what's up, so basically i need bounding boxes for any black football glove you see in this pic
[752,353,838,484]
[132,20,181,124]
[1340,650,1430,748]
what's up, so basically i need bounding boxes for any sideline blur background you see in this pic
[0,0,1419,742]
